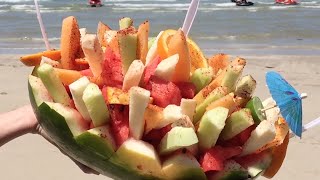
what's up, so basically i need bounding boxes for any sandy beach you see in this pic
[0,54,319,180]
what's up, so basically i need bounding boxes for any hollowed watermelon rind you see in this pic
[28,76,160,180]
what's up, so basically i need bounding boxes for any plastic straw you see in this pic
[34,0,50,50]
[182,0,200,36]
[290,117,320,138]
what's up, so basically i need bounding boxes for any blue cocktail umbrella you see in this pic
[266,71,307,137]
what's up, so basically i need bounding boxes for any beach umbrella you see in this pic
[266,71,307,137]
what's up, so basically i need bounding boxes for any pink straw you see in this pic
[34,0,50,50]
[182,0,200,36]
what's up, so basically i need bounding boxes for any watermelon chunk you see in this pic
[143,124,172,148]
[218,125,256,147]
[175,82,196,99]
[143,56,161,85]
[109,104,130,147]
[200,146,242,172]
[146,76,182,108]
[101,47,124,88]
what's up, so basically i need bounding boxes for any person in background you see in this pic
[0,104,98,175]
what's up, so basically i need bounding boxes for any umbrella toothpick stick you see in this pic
[260,93,308,113]
[34,0,50,50]
[290,116,320,138]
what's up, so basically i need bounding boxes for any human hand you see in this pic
[0,104,99,175]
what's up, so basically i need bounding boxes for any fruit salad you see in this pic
[21,16,290,180]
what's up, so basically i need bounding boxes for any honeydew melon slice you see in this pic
[220,108,255,141]
[83,83,110,127]
[162,153,206,180]
[119,17,133,30]
[115,138,163,177]
[37,63,71,107]
[45,102,88,137]
[75,126,116,159]
[191,67,214,93]
[159,126,198,155]
[197,107,229,151]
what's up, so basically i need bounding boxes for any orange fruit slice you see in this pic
[263,133,289,178]
[157,29,176,60]
[186,38,208,73]
[157,29,208,74]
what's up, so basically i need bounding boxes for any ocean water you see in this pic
[0,0,319,56]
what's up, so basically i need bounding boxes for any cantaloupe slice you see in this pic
[97,21,111,47]
[54,68,83,86]
[144,104,164,134]
[208,53,230,75]
[60,16,81,70]
[168,29,191,82]
[137,21,149,64]
[206,93,238,115]
[20,50,61,66]
[263,134,289,178]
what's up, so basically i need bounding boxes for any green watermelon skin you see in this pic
[28,79,161,180]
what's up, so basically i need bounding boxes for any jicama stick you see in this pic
[137,21,149,64]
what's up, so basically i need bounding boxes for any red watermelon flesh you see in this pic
[101,86,108,104]
[234,150,271,169]
[218,125,256,147]
[175,82,196,99]
[200,146,242,172]
[143,56,161,85]
[109,104,130,147]
[146,76,182,108]
[101,47,123,88]
[143,124,172,148]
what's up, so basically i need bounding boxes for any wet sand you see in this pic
[0,54,319,180]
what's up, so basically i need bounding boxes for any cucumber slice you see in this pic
[246,97,266,125]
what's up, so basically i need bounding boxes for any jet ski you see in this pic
[88,0,103,7]
[275,0,299,5]
[236,1,254,6]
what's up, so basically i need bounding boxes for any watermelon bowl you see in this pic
[22,16,290,180]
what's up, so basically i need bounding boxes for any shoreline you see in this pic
[0,54,319,180]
